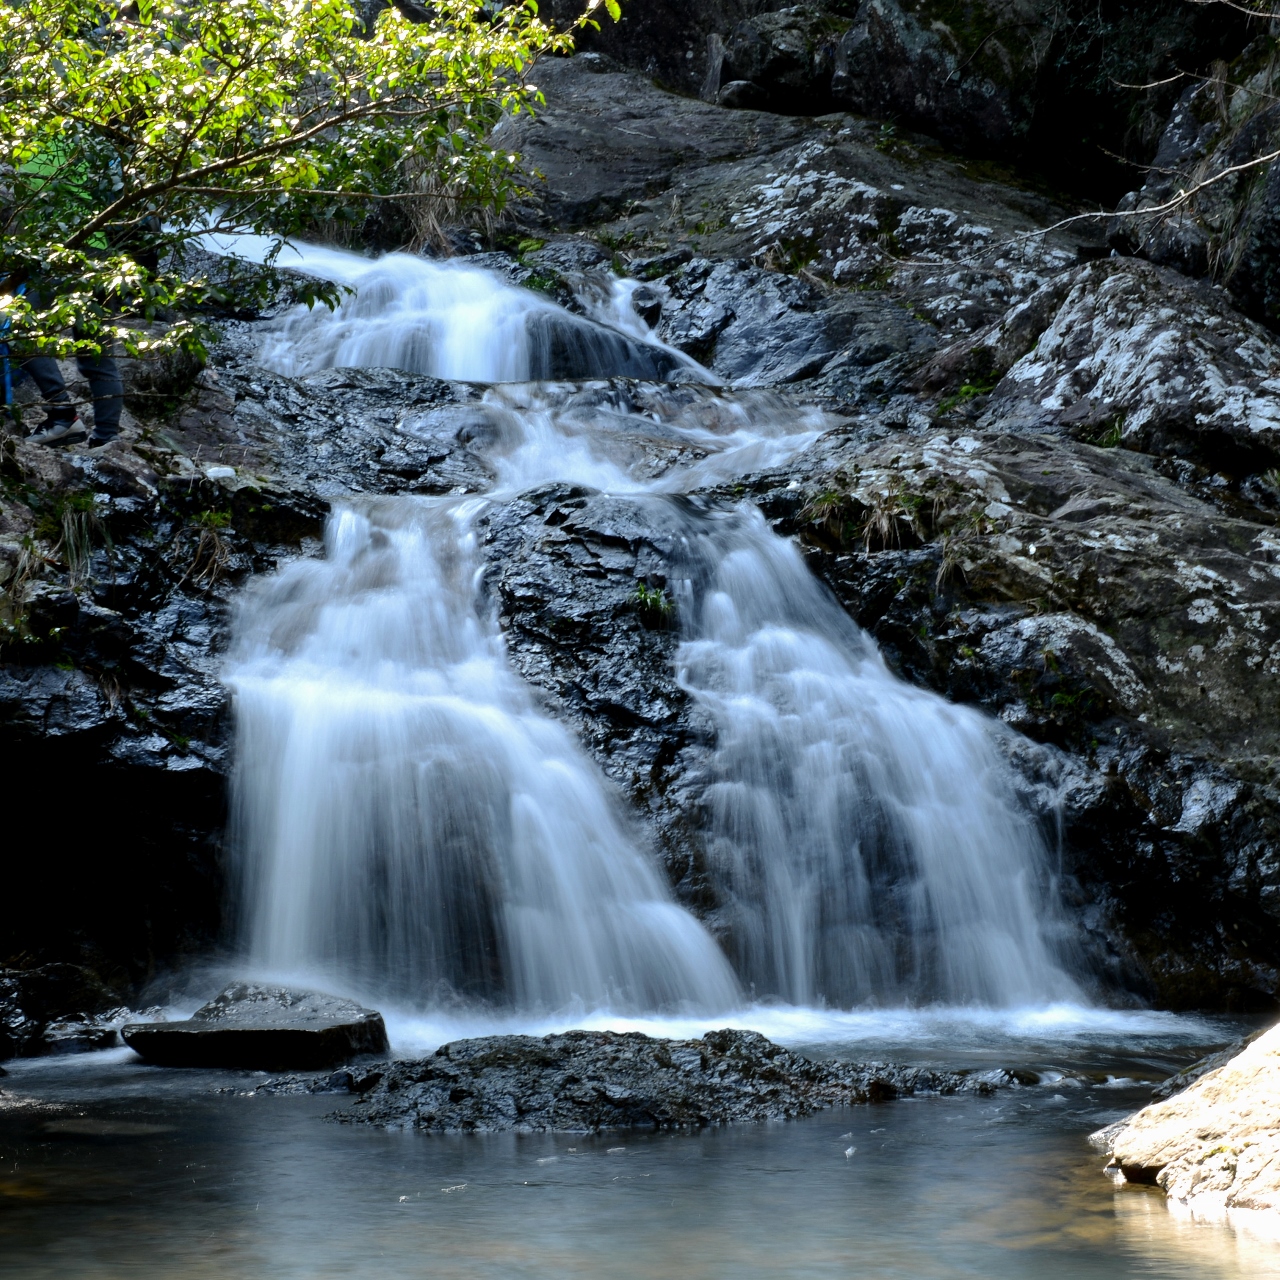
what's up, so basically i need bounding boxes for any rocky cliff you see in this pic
[3,12,1279,1025]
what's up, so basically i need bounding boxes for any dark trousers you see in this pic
[21,354,124,439]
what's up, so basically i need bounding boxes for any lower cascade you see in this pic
[230,500,740,1013]
[228,246,1086,1014]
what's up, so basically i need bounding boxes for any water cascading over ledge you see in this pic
[228,499,741,1013]
[228,242,1087,1013]
[256,246,703,384]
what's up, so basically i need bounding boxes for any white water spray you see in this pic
[227,242,1086,1015]
[675,506,1082,1006]
[245,241,705,384]
[230,498,740,1012]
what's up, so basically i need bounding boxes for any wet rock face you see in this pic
[479,483,716,908]
[330,1028,993,1132]
[0,353,488,980]
[121,983,389,1071]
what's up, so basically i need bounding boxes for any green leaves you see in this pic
[0,0,616,358]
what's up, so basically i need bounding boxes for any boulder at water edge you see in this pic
[1092,1022,1280,1222]
[122,983,389,1071]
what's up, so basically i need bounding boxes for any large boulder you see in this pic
[719,5,852,113]
[1094,1020,1280,1219]
[330,1027,995,1132]
[122,984,389,1070]
[936,258,1280,499]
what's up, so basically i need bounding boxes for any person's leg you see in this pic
[19,356,86,444]
[77,352,124,443]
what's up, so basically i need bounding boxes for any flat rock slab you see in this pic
[1092,1020,1280,1221]
[122,983,389,1071]
[323,1028,1000,1132]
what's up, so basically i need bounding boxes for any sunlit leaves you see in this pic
[0,0,607,357]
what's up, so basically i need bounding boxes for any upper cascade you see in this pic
[250,242,705,384]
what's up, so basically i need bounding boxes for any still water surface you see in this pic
[2,1014,1275,1279]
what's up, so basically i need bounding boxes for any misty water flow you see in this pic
[229,242,1085,1016]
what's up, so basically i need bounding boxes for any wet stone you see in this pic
[323,1028,997,1133]
[121,983,389,1071]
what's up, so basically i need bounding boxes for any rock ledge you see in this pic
[1092,1021,1280,1220]
[329,1028,1000,1133]
[122,983,389,1071]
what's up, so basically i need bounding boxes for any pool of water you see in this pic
[1,1014,1275,1279]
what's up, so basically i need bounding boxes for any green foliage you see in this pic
[1083,414,1126,448]
[937,374,999,415]
[632,581,673,627]
[0,0,610,360]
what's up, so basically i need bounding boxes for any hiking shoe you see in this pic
[28,417,88,447]
[84,432,117,450]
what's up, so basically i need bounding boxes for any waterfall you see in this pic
[252,243,704,384]
[229,498,740,1013]
[674,506,1081,1007]
[229,243,1086,1014]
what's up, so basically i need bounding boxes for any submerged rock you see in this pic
[331,1028,992,1132]
[1093,1020,1280,1219]
[121,984,389,1071]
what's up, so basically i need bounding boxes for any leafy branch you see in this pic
[0,0,618,361]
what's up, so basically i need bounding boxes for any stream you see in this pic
[1,1013,1274,1279]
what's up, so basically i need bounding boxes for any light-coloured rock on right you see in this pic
[1093,1022,1280,1223]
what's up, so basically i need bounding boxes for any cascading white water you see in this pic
[252,242,705,384]
[229,497,740,1012]
[229,242,1086,1014]
[674,506,1082,1007]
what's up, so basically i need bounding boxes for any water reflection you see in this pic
[1,1039,1275,1280]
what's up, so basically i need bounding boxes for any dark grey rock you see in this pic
[479,482,717,908]
[717,79,769,110]
[722,6,849,111]
[122,983,389,1070]
[329,1028,994,1132]
[0,965,123,1060]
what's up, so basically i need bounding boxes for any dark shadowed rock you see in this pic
[122,984,389,1070]
[1109,38,1280,331]
[0,965,124,1060]
[327,1028,995,1132]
